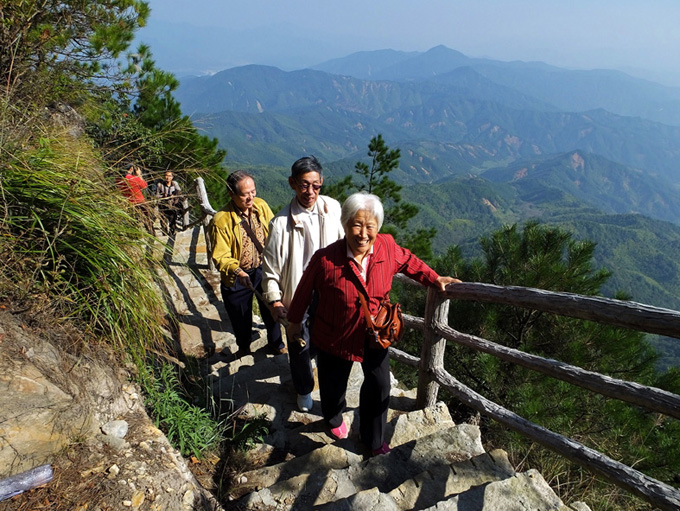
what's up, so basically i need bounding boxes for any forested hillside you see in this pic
[399,174,680,312]
[177,65,680,187]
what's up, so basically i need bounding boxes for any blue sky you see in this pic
[137,0,680,86]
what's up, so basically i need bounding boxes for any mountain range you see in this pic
[175,45,680,327]
[177,47,680,187]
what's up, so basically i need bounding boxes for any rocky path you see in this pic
[163,226,592,510]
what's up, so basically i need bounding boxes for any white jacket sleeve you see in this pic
[262,216,286,303]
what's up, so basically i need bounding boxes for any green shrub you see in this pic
[142,363,225,458]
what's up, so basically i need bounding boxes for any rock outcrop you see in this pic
[0,311,134,477]
[0,299,221,509]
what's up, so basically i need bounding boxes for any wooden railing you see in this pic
[391,281,680,511]
[191,177,680,510]
[193,177,218,272]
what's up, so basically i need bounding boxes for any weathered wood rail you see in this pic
[194,177,218,272]
[192,177,680,511]
[391,282,680,511]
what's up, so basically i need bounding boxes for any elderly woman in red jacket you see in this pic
[286,192,460,455]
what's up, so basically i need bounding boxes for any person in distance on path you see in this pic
[156,170,182,236]
[116,162,153,233]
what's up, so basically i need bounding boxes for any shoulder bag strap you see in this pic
[351,260,389,334]
[358,292,375,331]
[240,217,265,254]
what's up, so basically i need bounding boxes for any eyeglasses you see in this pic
[297,181,322,191]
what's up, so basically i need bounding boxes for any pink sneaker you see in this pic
[330,421,348,440]
[372,442,391,456]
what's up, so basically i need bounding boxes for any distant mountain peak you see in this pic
[425,44,465,56]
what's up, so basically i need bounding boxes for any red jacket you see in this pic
[288,234,439,362]
[117,173,147,204]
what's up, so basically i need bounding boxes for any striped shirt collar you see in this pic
[347,244,374,281]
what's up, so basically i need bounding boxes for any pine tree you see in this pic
[125,45,226,171]
[1,0,226,182]
[85,45,225,173]
[0,0,150,103]
[326,134,434,259]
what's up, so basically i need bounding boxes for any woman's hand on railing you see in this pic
[434,276,462,292]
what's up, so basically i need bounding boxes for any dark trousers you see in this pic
[220,267,283,351]
[288,313,316,396]
[317,341,390,451]
[159,203,179,235]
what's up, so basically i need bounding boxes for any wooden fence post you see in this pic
[181,197,190,229]
[202,214,214,272]
[194,177,218,273]
[416,287,450,409]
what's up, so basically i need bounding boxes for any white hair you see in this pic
[341,192,384,231]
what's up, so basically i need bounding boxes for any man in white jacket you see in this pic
[262,156,344,412]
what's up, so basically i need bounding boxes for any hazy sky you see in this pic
[138,0,680,86]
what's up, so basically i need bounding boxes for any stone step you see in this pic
[315,448,515,511]
[310,453,592,511]
[213,360,423,468]
[208,332,285,379]
[232,444,364,502]
[239,423,484,510]
[387,448,516,510]
[232,402,456,499]
[418,468,591,511]
[156,228,240,359]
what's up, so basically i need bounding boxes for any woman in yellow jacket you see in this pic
[210,171,284,356]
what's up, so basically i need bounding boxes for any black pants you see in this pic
[220,267,283,351]
[159,203,179,235]
[317,340,390,451]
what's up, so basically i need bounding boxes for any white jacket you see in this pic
[262,195,344,307]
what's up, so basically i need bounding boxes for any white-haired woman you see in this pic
[287,192,460,455]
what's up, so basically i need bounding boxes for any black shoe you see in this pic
[235,346,252,358]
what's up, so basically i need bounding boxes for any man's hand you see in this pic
[271,301,288,323]
[237,270,252,289]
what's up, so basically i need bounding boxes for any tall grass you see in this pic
[0,120,267,467]
[0,130,167,359]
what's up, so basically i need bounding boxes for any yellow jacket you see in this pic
[210,197,275,286]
